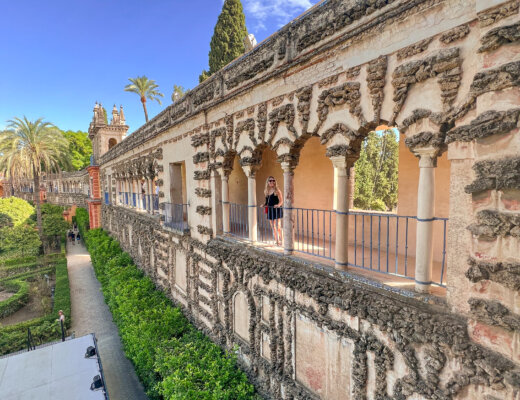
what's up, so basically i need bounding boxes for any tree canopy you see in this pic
[0,197,34,227]
[0,117,70,238]
[124,76,164,123]
[61,129,92,171]
[171,85,187,102]
[208,0,248,76]
[354,130,399,211]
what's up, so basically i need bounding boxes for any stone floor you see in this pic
[66,241,148,400]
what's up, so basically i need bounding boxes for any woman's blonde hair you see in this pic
[264,176,280,196]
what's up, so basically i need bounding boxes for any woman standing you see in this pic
[264,176,283,246]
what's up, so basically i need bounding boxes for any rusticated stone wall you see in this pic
[32,0,520,398]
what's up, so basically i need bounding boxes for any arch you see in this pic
[108,138,117,149]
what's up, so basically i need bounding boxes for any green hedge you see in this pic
[0,257,71,355]
[75,208,89,234]
[0,279,29,319]
[84,228,257,400]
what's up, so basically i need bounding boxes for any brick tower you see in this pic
[87,103,129,229]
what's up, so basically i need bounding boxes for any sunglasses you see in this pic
[269,179,276,182]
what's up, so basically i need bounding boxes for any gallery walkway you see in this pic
[66,241,148,400]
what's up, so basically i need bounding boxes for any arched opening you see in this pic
[255,147,283,243]
[291,136,335,258]
[108,138,117,149]
[228,155,248,237]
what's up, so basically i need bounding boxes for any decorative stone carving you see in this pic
[446,108,520,143]
[469,60,520,97]
[396,38,433,60]
[466,257,520,291]
[466,157,520,194]
[479,22,520,53]
[439,24,470,44]
[392,48,462,122]
[478,0,519,27]
[366,55,387,123]
[468,210,520,239]
[469,298,520,332]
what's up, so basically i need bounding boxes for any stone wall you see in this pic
[39,0,520,398]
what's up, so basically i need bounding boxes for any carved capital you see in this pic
[413,146,442,168]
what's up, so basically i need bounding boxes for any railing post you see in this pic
[242,164,259,242]
[211,168,223,235]
[330,156,355,270]
[413,147,439,293]
[282,161,296,255]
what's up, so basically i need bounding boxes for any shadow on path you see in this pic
[66,241,148,400]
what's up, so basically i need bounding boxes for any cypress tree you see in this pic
[208,0,248,75]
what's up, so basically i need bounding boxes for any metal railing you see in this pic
[225,203,448,287]
[229,203,249,238]
[132,193,137,208]
[164,203,189,232]
[104,192,110,205]
[294,207,334,260]
[347,212,447,287]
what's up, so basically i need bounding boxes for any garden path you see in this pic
[66,241,148,400]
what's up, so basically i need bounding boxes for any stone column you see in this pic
[414,147,438,293]
[330,156,352,270]
[282,161,295,256]
[348,166,355,210]
[211,169,223,236]
[147,178,153,213]
[221,171,231,234]
[243,165,259,242]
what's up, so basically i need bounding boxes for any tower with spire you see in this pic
[88,102,129,164]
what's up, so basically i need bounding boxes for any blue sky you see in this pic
[0,0,319,133]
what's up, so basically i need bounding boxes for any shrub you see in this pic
[75,208,89,234]
[84,228,256,400]
[0,197,34,227]
[0,225,41,256]
[0,256,71,355]
[0,279,29,319]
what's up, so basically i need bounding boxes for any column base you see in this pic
[415,280,431,293]
[335,261,349,271]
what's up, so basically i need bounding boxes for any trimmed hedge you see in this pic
[0,257,71,355]
[84,228,257,400]
[75,208,89,234]
[0,279,29,319]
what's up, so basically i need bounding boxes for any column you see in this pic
[147,177,154,213]
[330,156,352,270]
[243,165,258,242]
[414,147,437,293]
[220,169,231,234]
[348,166,355,210]
[211,169,223,236]
[282,162,295,256]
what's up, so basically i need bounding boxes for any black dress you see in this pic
[266,192,283,220]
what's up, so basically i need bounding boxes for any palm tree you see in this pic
[124,76,164,123]
[0,117,70,238]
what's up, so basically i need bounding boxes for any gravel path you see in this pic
[67,241,148,400]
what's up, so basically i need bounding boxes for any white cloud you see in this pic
[244,0,317,31]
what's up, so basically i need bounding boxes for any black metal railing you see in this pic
[164,203,189,232]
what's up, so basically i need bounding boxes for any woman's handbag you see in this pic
[264,196,268,214]
[264,206,268,214]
